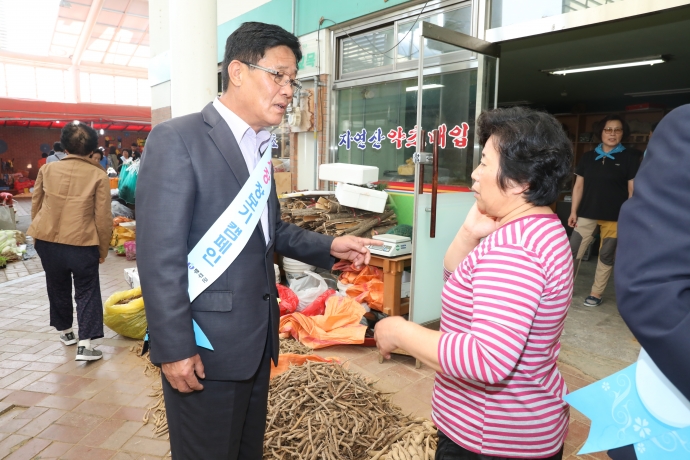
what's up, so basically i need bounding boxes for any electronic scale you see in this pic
[368,234,412,258]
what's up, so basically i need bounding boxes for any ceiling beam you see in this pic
[72,0,106,66]
[0,50,148,79]
[100,0,133,64]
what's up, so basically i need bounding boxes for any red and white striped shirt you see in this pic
[433,214,573,458]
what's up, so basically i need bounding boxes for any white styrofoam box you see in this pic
[124,268,140,289]
[401,271,411,298]
[335,183,387,213]
[319,163,379,185]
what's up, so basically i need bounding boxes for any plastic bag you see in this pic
[110,226,135,248]
[0,205,15,231]
[277,284,299,316]
[111,201,134,219]
[337,264,383,285]
[103,287,147,339]
[301,289,336,317]
[270,353,336,379]
[346,280,384,311]
[118,161,139,205]
[290,272,328,312]
[279,296,367,349]
[124,240,136,261]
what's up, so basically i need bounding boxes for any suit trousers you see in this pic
[35,239,104,340]
[162,336,272,460]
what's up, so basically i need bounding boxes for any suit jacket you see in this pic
[136,103,334,381]
[615,103,690,399]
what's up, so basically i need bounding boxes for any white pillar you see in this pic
[169,0,217,118]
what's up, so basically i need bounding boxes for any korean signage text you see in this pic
[338,123,469,151]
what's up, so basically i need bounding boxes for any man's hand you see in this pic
[161,354,205,393]
[568,213,577,228]
[99,258,105,264]
[331,235,383,268]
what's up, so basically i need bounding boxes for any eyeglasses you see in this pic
[603,127,623,134]
[241,62,302,91]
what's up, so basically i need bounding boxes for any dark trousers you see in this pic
[161,338,272,460]
[608,445,637,460]
[35,240,104,340]
[436,431,564,460]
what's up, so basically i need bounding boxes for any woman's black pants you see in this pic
[435,431,564,460]
[35,240,104,340]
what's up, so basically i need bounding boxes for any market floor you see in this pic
[0,197,638,459]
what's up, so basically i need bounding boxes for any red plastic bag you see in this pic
[277,284,299,316]
[301,289,336,317]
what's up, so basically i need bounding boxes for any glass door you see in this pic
[409,23,500,325]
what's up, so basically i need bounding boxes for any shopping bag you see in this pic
[290,271,328,312]
[0,205,16,231]
[103,287,147,339]
[118,161,139,204]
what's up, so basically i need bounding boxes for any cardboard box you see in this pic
[274,172,292,195]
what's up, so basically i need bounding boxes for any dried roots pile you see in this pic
[130,342,168,438]
[281,195,397,238]
[264,361,437,459]
[280,337,313,355]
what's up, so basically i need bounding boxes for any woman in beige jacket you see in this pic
[28,122,112,362]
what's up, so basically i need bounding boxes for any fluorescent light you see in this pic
[406,84,445,92]
[542,56,665,75]
[624,88,690,97]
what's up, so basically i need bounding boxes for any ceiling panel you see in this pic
[87,38,111,51]
[53,32,80,48]
[121,15,148,31]
[91,24,116,40]
[127,1,149,17]
[133,45,149,58]
[59,3,91,21]
[114,29,141,43]
[98,10,124,26]
[49,45,73,57]
[128,57,147,68]
[109,42,137,55]
[81,50,105,62]
[104,0,130,12]
[55,19,85,35]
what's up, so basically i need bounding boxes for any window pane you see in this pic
[90,73,115,104]
[137,79,150,106]
[64,70,75,102]
[490,0,623,28]
[397,7,472,62]
[341,26,395,75]
[36,67,66,102]
[335,69,477,186]
[5,64,36,99]
[114,76,138,105]
[80,72,91,102]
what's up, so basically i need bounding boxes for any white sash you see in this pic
[185,150,273,349]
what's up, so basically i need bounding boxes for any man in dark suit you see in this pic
[608,105,690,460]
[137,22,379,459]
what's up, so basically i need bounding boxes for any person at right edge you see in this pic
[568,114,641,307]
[607,105,690,459]
[136,22,380,460]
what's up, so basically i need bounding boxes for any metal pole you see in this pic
[409,30,425,322]
[313,76,319,189]
[291,0,296,34]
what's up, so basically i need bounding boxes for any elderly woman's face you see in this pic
[602,120,623,148]
[471,135,525,217]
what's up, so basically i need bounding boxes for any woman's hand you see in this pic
[568,213,577,228]
[374,316,407,359]
[460,203,500,241]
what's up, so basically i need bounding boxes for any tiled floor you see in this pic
[0,197,621,459]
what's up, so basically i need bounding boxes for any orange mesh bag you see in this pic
[346,279,384,311]
[278,296,367,349]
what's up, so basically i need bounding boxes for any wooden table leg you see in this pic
[382,259,404,316]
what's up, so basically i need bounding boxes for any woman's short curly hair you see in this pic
[477,107,573,206]
[60,122,98,157]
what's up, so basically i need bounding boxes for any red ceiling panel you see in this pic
[141,125,152,132]
[124,125,145,131]
[107,124,127,130]
[92,123,111,130]
[5,120,30,127]
[28,121,53,128]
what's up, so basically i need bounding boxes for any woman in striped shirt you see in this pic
[375,107,574,459]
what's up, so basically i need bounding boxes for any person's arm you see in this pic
[628,179,634,198]
[31,168,45,220]
[94,174,112,260]
[377,245,546,383]
[568,175,584,227]
[615,105,690,399]
[136,122,204,393]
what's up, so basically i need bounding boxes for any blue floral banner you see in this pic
[564,358,690,459]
